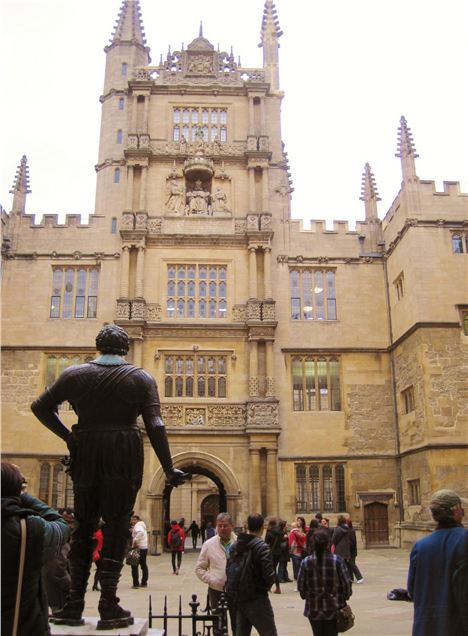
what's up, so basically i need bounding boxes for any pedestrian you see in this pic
[168,519,185,575]
[131,514,149,587]
[200,520,207,543]
[331,515,352,578]
[226,513,278,636]
[306,519,320,555]
[407,489,467,636]
[1,462,71,636]
[298,528,352,636]
[195,512,237,636]
[264,517,283,593]
[277,520,292,583]
[297,516,308,533]
[92,525,104,591]
[42,507,73,617]
[289,521,307,581]
[187,520,200,549]
[347,519,364,584]
[206,521,216,539]
[30,324,187,629]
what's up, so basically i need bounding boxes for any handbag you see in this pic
[336,603,355,633]
[125,547,140,567]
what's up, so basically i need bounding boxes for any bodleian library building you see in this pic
[2,0,467,549]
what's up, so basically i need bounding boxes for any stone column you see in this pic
[265,340,275,397]
[135,245,145,298]
[248,167,256,213]
[248,97,255,135]
[263,247,272,300]
[131,94,138,130]
[133,338,143,366]
[260,97,266,136]
[125,165,134,210]
[249,246,257,299]
[120,245,130,298]
[249,448,261,512]
[249,340,259,397]
[262,167,269,213]
[266,449,278,516]
[143,96,149,133]
[139,165,148,211]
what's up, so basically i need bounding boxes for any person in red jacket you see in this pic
[167,520,185,574]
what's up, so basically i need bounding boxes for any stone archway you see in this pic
[147,451,241,540]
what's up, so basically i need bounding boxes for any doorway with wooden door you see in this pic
[363,501,389,547]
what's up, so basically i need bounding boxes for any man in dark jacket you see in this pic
[30,324,188,629]
[1,462,71,636]
[407,489,467,636]
[331,515,352,577]
[226,513,278,636]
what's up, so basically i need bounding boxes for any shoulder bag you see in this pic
[12,518,27,636]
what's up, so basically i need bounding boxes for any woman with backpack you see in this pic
[167,520,185,574]
[298,529,352,636]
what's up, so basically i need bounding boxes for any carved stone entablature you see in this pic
[161,404,246,429]
[260,214,272,230]
[131,300,146,320]
[232,304,247,322]
[147,217,162,234]
[73,251,82,260]
[116,300,131,320]
[246,300,262,321]
[121,212,134,230]
[126,134,151,152]
[152,140,245,157]
[146,303,162,321]
[247,215,260,231]
[248,325,276,340]
[135,212,147,230]
[277,254,288,264]
[246,402,279,429]
[261,301,276,322]
[317,256,329,264]
[234,219,247,234]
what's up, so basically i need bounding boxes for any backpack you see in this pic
[171,528,181,548]
[225,538,262,602]
[452,530,468,632]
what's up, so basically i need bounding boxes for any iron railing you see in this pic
[148,592,229,636]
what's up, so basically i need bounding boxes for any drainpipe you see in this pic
[383,252,404,548]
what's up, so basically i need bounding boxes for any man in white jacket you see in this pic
[195,512,237,635]
[130,515,148,588]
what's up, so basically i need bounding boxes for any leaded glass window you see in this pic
[50,268,99,319]
[164,353,227,398]
[291,356,341,411]
[295,463,346,513]
[167,264,227,319]
[290,269,337,320]
[172,107,227,143]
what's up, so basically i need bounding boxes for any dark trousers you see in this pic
[171,551,182,572]
[235,594,278,636]
[209,587,236,636]
[309,616,338,636]
[291,554,303,580]
[272,554,281,586]
[277,559,291,582]
[131,549,148,585]
[348,557,363,580]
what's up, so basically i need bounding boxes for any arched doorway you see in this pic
[363,502,389,547]
[200,493,220,526]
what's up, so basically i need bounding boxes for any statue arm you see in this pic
[31,382,72,444]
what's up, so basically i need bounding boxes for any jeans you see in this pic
[171,551,182,572]
[309,616,338,636]
[131,548,148,585]
[277,559,291,582]
[235,594,278,636]
[291,554,303,580]
[348,557,363,580]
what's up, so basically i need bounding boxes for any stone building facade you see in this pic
[2,0,467,548]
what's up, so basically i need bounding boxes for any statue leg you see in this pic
[53,492,98,625]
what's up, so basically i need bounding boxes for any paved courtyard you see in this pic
[76,546,414,635]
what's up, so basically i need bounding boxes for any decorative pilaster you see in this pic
[139,165,148,210]
[266,449,278,515]
[249,97,255,135]
[135,245,145,297]
[263,247,272,299]
[249,340,259,397]
[262,167,269,212]
[120,245,130,297]
[249,448,261,512]
[249,246,257,299]
[265,340,275,397]
[125,165,134,210]
[248,167,256,212]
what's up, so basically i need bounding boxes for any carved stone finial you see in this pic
[360,162,380,220]
[10,155,31,214]
[395,116,419,183]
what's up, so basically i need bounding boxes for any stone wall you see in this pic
[346,382,395,454]
[1,350,41,415]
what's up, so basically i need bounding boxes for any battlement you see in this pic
[7,212,106,230]
[289,218,360,234]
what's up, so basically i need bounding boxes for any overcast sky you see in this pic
[1,0,467,227]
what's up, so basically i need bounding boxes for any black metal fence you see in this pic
[148,591,229,636]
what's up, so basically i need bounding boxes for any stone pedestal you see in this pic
[50,617,162,636]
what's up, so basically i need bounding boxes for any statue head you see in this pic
[96,324,129,356]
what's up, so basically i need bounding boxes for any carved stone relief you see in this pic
[146,303,162,321]
[232,305,247,322]
[247,402,279,428]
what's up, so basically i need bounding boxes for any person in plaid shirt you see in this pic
[298,529,352,636]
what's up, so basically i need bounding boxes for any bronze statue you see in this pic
[31,325,188,629]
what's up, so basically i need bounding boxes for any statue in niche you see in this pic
[212,186,230,214]
[186,180,210,215]
[166,179,185,213]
